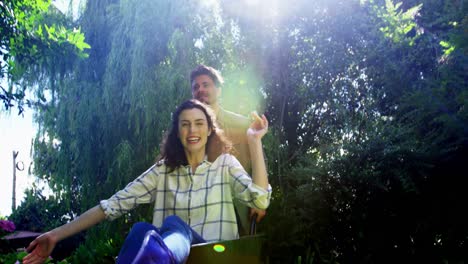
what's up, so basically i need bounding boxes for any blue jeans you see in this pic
[117,215,205,264]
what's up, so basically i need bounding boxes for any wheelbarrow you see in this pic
[186,215,265,264]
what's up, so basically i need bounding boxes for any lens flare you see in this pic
[213,244,226,253]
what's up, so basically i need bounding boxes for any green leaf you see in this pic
[36,24,43,37]
[439,40,450,48]
[403,24,414,34]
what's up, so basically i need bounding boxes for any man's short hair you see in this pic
[190,65,224,88]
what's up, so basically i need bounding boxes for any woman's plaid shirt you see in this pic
[100,154,271,242]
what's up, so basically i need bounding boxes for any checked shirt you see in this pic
[100,153,271,242]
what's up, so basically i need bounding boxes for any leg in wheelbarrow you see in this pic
[117,216,205,264]
[159,215,205,263]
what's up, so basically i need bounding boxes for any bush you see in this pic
[9,187,73,232]
[66,235,122,264]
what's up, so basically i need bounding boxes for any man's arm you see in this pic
[23,205,106,264]
[218,109,252,171]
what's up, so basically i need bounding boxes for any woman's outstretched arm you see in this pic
[23,205,106,264]
[247,112,269,190]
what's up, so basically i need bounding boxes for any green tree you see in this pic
[251,0,467,262]
[0,0,89,114]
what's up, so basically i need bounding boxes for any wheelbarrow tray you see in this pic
[186,234,265,264]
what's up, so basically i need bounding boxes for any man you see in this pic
[190,65,267,235]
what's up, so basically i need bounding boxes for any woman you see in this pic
[24,99,271,264]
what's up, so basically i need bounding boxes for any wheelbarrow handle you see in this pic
[250,213,257,236]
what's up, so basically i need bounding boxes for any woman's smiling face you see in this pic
[178,108,212,156]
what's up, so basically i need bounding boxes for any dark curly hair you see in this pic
[158,99,232,172]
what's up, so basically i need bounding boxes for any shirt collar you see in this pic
[200,155,211,166]
[183,155,211,169]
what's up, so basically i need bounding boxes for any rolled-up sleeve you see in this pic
[100,165,159,221]
[227,155,272,210]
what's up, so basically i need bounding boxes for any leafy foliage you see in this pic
[0,0,89,114]
[0,251,68,264]
[0,251,28,264]
[66,237,122,264]
[229,0,467,262]
[9,187,72,232]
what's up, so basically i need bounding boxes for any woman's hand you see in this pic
[247,112,269,141]
[23,232,58,264]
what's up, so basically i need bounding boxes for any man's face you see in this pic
[191,74,220,105]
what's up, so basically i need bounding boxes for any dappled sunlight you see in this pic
[222,0,285,26]
[222,67,266,116]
